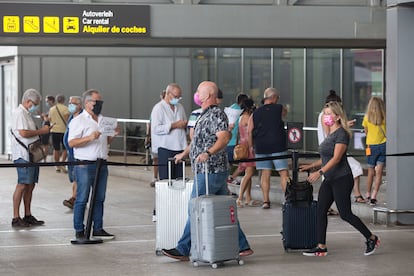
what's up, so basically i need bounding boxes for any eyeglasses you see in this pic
[169,91,182,100]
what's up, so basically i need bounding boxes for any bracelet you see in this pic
[205,150,212,157]
[319,170,324,176]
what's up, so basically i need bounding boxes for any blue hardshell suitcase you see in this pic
[281,200,317,251]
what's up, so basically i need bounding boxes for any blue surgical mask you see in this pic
[169,98,180,106]
[28,104,39,113]
[68,103,77,114]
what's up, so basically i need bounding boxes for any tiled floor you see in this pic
[0,156,413,276]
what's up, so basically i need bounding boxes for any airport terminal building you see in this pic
[1,0,413,221]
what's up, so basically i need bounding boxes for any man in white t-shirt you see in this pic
[11,88,51,228]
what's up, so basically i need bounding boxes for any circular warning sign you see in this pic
[288,127,302,144]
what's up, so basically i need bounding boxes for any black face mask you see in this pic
[92,100,103,115]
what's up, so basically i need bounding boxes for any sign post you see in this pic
[287,122,303,184]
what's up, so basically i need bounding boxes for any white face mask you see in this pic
[28,104,39,113]
[68,103,77,114]
[169,98,180,106]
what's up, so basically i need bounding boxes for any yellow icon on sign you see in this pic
[63,17,79,33]
[43,17,60,33]
[3,16,20,33]
[24,16,40,33]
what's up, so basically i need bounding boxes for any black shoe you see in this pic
[76,230,85,240]
[92,229,115,240]
[161,248,189,261]
[12,217,30,228]
[23,215,45,226]
[303,247,328,256]
[365,235,380,256]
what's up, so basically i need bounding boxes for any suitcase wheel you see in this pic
[155,250,163,256]
[192,261,199,267]
[211,263,218,269]
[238,259,244,265]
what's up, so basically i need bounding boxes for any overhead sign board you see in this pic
[0,3,150,38]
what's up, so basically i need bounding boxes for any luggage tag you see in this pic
[365,145,371,156]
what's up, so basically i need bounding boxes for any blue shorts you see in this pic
[255,151,289,171]
[14,158,39,184]
[367,143,386,168]
[226,145,236,163]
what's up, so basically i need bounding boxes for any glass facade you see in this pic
[191,47,384,153]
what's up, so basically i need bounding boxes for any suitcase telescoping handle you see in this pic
[167,157,186,187]
[195,161,209,197]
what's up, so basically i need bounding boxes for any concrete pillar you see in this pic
[386,1,414,223]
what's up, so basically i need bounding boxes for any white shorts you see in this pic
[347,156,363,178]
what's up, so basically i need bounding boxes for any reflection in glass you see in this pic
[274,49,304,123]
[190,47,384,153]
[217,48,242,106]
[243,48,271,104]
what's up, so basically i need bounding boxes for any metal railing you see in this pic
[109,118,150,164]
[107,119,365,165]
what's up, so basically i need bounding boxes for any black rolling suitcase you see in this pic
[281,175,317,251]
[281,200,317,251]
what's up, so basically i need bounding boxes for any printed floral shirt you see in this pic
[190,105,229,174]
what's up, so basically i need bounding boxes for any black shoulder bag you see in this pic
[285,178,313,207]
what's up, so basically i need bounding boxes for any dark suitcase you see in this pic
[281,200,317,251]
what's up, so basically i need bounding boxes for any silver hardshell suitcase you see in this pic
[190,164,243,268]
[155,159,193,255]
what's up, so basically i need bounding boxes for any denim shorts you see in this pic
[255,151,289,171]
[14,158,39,184]
[367,143,386,168]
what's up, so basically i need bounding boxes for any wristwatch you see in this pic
[319,170,324,176]
[205,150,212,157]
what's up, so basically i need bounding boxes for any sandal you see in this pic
[262,202,270,209]
[245,200,261,207]
[327,208,338,216]
[236,199,244,208]
[354,195,366,203]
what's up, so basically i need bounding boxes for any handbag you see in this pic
[233,130,249,160]
[233,144,249,160]
[27,140,47,162]
[11,130,46,162]
[285,178,313,207]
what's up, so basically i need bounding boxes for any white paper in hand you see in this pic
[224,107,242,124]
[99,117,117,136]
